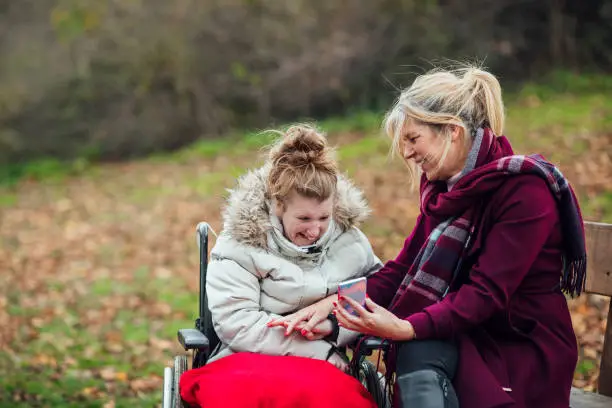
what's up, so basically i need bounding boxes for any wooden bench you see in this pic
[569,221,612,407]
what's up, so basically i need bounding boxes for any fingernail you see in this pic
[301,329,306,335]
[332,310,337,315]
[339,296,345,300]
[332,302,337,307]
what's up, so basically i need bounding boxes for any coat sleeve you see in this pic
[207,257,333,359]
[406,178,560,339]
[334,227,384,347]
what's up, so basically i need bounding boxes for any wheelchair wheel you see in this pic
[162,366,173,408]
[173,355,188,408]
[357,359,388,408]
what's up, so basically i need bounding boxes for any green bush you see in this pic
[1,0,610,164]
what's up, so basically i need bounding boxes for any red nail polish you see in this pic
[339,296,345,300]
[332,302,337,307]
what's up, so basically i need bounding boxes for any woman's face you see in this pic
[400,120,467,181]
[276,192,333,246]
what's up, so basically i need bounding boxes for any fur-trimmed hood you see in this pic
[220,164,371,249]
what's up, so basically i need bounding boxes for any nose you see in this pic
[305,224,321,239]
[403,143,415,160]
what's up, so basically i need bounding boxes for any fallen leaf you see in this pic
[30,354,57,368]
[100,367,116,381]
[115,372,128,382]
[150,337,174,351]
[130,376,162,392]
[81,387,98,397]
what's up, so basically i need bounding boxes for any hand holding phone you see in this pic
[337,277,367,316]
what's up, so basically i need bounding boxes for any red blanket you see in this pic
[179,352,377,408]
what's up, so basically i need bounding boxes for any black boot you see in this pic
[395,340,459,408]
[397,368,459,408]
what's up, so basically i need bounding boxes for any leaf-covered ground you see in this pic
[1,84,611,406]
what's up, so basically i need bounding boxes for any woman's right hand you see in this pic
[294,319,332,341]
[267,294,336,336]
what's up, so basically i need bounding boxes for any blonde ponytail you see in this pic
[461,67,505,135]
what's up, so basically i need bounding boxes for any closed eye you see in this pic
[403,132,419,143]
[298,216,329,222]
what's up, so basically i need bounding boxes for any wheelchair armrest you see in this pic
[352,336,390,357]
[178,328,210,352]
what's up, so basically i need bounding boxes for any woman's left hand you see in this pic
[334,296,415,341]
[295,319,332,341]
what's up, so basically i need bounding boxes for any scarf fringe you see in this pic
[561,256,587,298]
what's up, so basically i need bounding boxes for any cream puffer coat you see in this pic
[206,164,382,362]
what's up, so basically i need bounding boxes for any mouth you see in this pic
[298,233,317,243]
[414,158,428,170]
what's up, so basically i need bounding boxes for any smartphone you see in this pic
[337,277,367,316]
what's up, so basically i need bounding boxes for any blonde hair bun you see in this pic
[269,125,329,167]
[266,124,338,201]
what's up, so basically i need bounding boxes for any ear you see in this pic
[449,125,464,143]
[274,199,285,218]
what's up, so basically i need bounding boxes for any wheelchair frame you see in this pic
[162,222,390,408]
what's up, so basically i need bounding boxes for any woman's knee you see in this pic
[396,340,458,379]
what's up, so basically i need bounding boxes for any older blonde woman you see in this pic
[274,66,586,408]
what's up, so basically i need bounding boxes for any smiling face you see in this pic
[275,191,333,246]
[400,120,469,181]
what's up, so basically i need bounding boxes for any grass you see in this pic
[581,191,612,223]
[183,167,244,197]
[318,110,384,134]
[0,111,384,189]
[0,158,93,187]
[3,70,610,188]
[576,359,598,377]
[1,265,196,407]
[0,192,16,207]
[1,71,611,406]
[337,136,389,161]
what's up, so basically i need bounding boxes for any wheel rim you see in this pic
[173,355,188,408]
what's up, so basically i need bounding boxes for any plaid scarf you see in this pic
[388,128,587,315]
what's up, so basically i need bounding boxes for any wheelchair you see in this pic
[162,222,390,408]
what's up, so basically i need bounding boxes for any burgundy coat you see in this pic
[367,174,578,407]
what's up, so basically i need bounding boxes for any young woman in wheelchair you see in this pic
[178,124,384,407]
[204,124,382,369]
